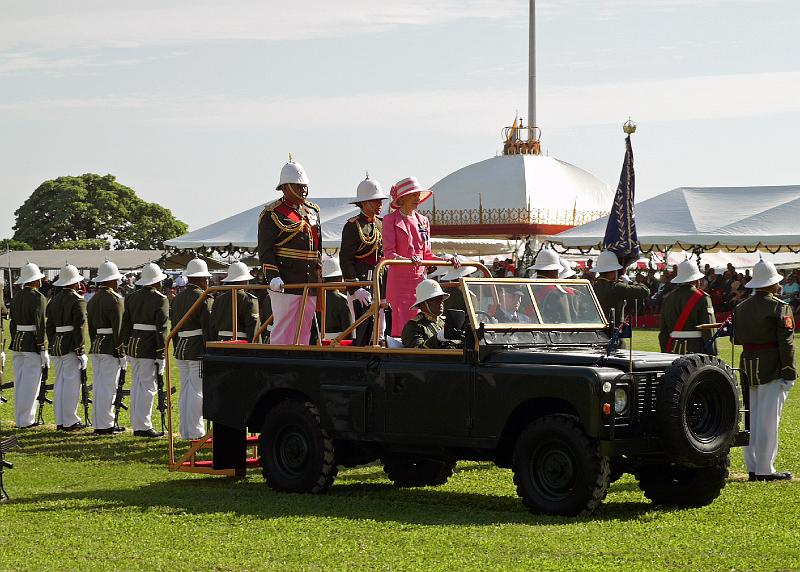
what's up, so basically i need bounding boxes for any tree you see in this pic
[0,238,32,251]
[12,174,187,249]
[54,239,108,250]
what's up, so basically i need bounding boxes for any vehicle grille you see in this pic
[634,372,663,417]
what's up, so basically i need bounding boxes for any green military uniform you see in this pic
[45,288,87,357]
[658,284,716,355]
[402,312,445,349]
[323,290,353,338]
[170,284,213,359]
[210,290,260,343]
[734,292,796,386]
[593,277,650,326]
[121,286,169,359]
[10,285,48,427]
[87,286,125,357]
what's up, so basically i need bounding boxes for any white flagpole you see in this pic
[528,0,536,132]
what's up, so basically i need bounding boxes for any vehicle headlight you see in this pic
[614,387,628,415]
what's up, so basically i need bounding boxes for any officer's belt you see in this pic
[96,328,114,335]
[218,330,246,338]
[55,325,74,333]
[178,329,203,338]
[133,323,157,331]
[15,325,36,332]
[275,247,318,261]
[323,332,344,340]
[743,342,778,352]
[669,331,702,339]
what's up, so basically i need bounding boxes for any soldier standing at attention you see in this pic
[591,250,650,327]
[402,279,451,349]
[734,258,795,482]
[210,261,261,343]
[170,257,213,440]
[121,262,169,438]
[87,259,126,434]
[320,256,353,340]
[46,264,88,431]
[9,262,48,428]
[258,157,322,345]
[658,258,716,355]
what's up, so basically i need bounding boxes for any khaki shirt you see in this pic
[210,289,260,343]
[46,288,87,356]
[323,290,352,337]
[402,312,444,349]
[121,286,169,359]
[658,284,716,355]
[10,286,47,353]
[170,284,213,360]
[87,287,125,356]
[734,292,796,385]
[593,277,650,326]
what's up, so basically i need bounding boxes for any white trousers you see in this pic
[13,351,41,427]
[745,377,793,475]
[91,353,121,430]
[269,291,316,345]
[52,353,81,428]
[177,359,205,440]
[130,357,157,432]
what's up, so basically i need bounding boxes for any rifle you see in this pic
[155,371,176,434]
[79,367,92,426]
[112,365,128,430]
[36,365,53,425]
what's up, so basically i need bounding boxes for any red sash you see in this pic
[666,289,705,352]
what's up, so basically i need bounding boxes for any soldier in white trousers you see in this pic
[87,259,127,434]
[9,262,48,428]
[120,263,170,438]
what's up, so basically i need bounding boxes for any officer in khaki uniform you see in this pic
[46,264,88,431]
[9,262,48,428]
[211,262,261,343]
[734,258,795,481]
[592,250,650,326]
[170,258,214,440]
[121,263,170,437]
[402,279,451,349]
[258,157,322,345]
[320,256,353,340]
[87,259,126,434]
[658,258,716,355]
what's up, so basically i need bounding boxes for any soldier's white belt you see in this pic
[178,329,203,338]
[323,332,343,340]
[55,325,75,333]
[15,325,36,332]
[133,323,157,331]
[670,331,702,339]
[96,328,114,335]
[218,331,246,338]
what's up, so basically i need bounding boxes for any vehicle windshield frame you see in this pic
[461,277,608,332]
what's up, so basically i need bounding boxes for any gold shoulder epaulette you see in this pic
[304,200,320,211]
[259,199,282,222]
[347,215,359,224]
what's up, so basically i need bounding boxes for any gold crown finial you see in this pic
[623,118,637,134]
[288,152,293,162]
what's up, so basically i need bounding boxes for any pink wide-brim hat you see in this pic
[390,176,433,210]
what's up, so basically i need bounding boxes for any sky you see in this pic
[1,0,799,240]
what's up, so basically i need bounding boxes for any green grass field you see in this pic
[1,322,798,571]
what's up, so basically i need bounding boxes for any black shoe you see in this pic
[93,427,115,435]
[112,425,126,433]
[754,472,792,482]
[133,429,164,438]
[20,421,42,429]
[62,422,85,432]
[56,424,63,430]
[748,472,756,482]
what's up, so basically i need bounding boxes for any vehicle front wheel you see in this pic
[382,456,456,487]
[259,399,337,494]
[512,414,610,516]
[636,454,729,507]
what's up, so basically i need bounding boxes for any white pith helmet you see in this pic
[183,256,212,278]
[53,263,84,287]
[94,259,123,283]
[748,257,783,289]
[441,256,477,281]
[592,250,623,273]
[351,173,389,204]
[427,264,450,279]
[222,261,254,283]
[558,259,577,279]
[411,279,450,309]
[531,248,562,271]
[671,258,704,284]
[276,156,310,190]
[135,262,168,286]
[14,260,45,285]
[322,256,343,279]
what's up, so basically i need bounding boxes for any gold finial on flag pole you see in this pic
[623,118,637,135]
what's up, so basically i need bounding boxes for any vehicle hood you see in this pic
[483,347,679,371]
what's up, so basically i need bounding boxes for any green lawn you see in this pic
[1,323,798,571]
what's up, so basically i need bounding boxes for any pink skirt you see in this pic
[386,265,426,337]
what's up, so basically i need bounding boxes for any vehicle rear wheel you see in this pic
[259,399,337,494]
[382,457,456,487]
[636,454,729,507]
[512,414,610,516]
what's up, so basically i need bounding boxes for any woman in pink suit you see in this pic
[382,176,458,337]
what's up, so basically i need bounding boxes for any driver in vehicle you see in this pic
[492,286,531,323]
[402,279,451,349]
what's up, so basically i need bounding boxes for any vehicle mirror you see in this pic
[444,309,466,340]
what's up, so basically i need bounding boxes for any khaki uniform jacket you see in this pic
[323,290,352,336]
[593,277,650,326]
[87,287,125,356]
[9,287,47,353]
[734,292,796,385]
[340,213,383,282]
[658,284,716,355]
[210,290,260,343]
[258,198,322,294]
[46,288,87,356]
[170,284,213,360]
[402,312,444,349]
[120,286,169,359]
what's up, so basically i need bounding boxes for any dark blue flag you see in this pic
[704,316,733,354]
[607,316,632,355]
[602,135,640,268]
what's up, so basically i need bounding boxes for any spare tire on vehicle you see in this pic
[656,354,740,467]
